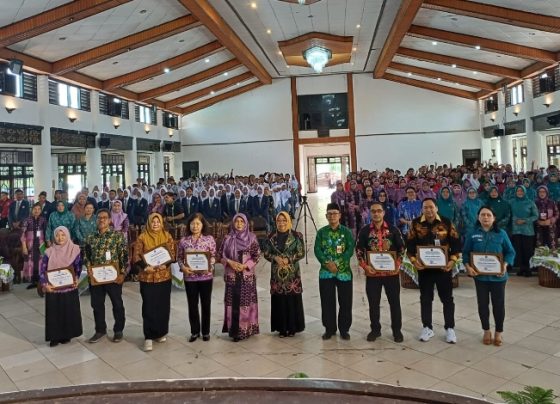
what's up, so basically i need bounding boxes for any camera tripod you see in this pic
[295,195,317,264]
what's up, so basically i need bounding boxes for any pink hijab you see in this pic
[45,226,81,270]
[111,200,127,230]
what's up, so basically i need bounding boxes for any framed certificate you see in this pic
[47,267,76,289]
[417,245,448,268]
[89,263,119,285]
[185,252,210,271]
[368,251,397,271]
[143,245,173,267]
[471,253,504,275]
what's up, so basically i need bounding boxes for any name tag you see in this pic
[105,251,111,261]
[336,245,343,254]
[36,230,41,237]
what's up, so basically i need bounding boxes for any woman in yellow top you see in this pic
[133,212,175,352]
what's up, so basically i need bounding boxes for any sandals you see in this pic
[493,333,503,346]
[483,331,492,345]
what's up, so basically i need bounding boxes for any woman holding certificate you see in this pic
[263,212,305,338]
[463,206,515,346]
[219,213,261,342]
[177,213,216,342]
[39,226,82,347]
[133,212,175,352]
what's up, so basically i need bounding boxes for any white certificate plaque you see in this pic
[471,253,503,275]
[368,251,397,271]
[143,245,173,267]
[417,246,448,268]
[185,252,210,271]
[47,267,75,289]
[90,264,118,285]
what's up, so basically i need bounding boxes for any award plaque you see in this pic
[417,245,448,268]
[89,264,119,285]
[471,253,504,275]
[368,251,397,271]
[47,267,76,289]
[185,252,210,271]
[143,245,173,267]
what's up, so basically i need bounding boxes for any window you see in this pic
[99,93,129,119]
[163,113,179,129]
[484,95,498,113]
[48,79,90,110]
[135,105,157,125]
[533,67,559,98]
[0,65,37,100]
[506,84,523,107]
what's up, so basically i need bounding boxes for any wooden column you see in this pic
[347,73,357,172]
[291,77,301,180]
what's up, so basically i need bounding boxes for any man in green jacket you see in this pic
[314,203,355,340]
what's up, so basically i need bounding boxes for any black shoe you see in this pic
[233,337,240,342]
[393,332,404,343]
[321,332,334,340]
[26,283,36,290]
[60,339,70,344]
[279,332,287,338]
[112,332,123,343]
[49,341,59,347]
[367,331,381,342]
[88,332,106,343]
[524,271,532,277]
[202,335,210,342]
[287,332,295,337]
[340,332,351,340]
[36,286,44,298]
[188,334,200,342]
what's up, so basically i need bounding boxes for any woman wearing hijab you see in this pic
[178,213,216,342]
[377,191,397,227]
[417,181,436,201]
[39,226,82,347]
[460,187,484,237]
[75,202,97,247]
[21,203,47,292]
[436,186,459,229]
[463,207,515,347]
[330,182,347,226]
[360,186,376,226]
[147,193,164,215]
[510,185,538,277]
[219,213,261,341]
[535,185,558,249]
[133,212,175,352]
[98,192,110,210]
[263,212,305,338]
[451,184,466,210]
[46,201,76,245]
[486,186,511,232]
[71,193,87,220]
[110,200,129,243]
[522,178,536,201]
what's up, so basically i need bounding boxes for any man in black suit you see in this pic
[201,188,221,222]
[8,189,30,229]
[122,189,135,218]
[37,191,52,220]
[220,184,234,219]
[182,187,198,217]
[131,188,148,227]
[228,189,249,218]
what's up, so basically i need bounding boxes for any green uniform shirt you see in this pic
[314,224,355,281]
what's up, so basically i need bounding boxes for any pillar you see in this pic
[524,78,545,169]
[124,137,137,186]
[86,147,102,188]
[499,135,513,166]
[33,75,53,199]
[153,145,164,182]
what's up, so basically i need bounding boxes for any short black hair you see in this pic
[422,197,437,207]
[96,208,110,217]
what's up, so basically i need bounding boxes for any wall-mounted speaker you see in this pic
[493,129,505,137]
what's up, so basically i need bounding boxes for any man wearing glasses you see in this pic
[314,203,355,340]
[84,208,129,343]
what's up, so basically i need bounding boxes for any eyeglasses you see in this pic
[326,212,340,216]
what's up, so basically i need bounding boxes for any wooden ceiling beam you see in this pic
[373,0,424,78]
[176,0,271,84]
[408,25,558,63]
[389,61,494,90]
[181,81,262,115]
[103,40,224,90]
[52,15,201,75]
[487,61,557,97]
[383,72,478,99]
[0,0,132,48]
[166,72,254,108]
[138,59,241,101]
[422,0,560,34]
[396,47,521,79]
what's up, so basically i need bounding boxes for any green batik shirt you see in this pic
[84,230,128,274]
[314,224,355,281]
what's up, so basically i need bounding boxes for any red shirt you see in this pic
[0,198,11,219]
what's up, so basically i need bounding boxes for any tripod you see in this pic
[295,195,318,264]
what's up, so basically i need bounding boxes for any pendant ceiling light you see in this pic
[303,46,332,73]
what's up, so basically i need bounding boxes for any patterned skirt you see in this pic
[222,272,259,340]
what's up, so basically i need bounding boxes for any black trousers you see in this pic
[365,275,402,335]
[418,270,455,330]
[90,283,125,334]
[185,279,213,336]
[474,279,506,333]
[512,234,535,271]
[319,278,352,334]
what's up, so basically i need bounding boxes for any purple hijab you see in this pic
[110,200,127,230]
[222,213,256,262]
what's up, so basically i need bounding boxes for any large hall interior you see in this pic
[1,0,560,403]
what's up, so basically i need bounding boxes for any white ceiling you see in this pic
[474,0,560,17]
[0,0,72,27]
[386,68,480,92]
[179,77,259,108]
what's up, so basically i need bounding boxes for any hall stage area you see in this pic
[0,194,559,404]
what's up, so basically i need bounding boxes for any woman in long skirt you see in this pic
[263,212,305,337]
[39,226,82,347]
[219,213,261,341]
[133,212,175,352]
[21,203,47,293]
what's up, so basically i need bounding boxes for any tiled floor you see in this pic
[1,191,560,403]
